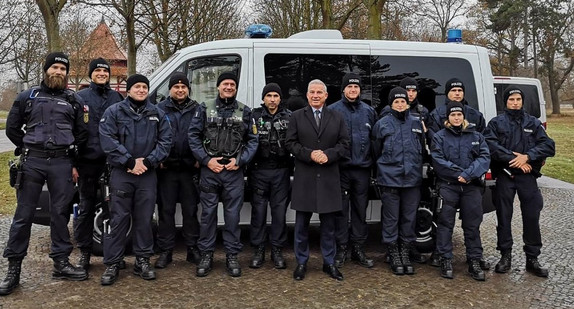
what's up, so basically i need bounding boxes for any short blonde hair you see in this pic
[444,119,469,130]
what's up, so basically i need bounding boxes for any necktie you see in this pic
[315,110,321,127]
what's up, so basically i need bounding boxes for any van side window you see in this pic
[494,84,541,118]
[264,54,371,111]
[371,56,477,114]
[153,55,241,104]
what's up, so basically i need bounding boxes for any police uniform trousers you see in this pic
[436,183,483,260]
[156,168,200,251]
[74,159,106,252]
[380,186,420,244]
[197,167,244,254]
[495,173,543,257]
[103,168,157,265]
[3,156,75,260]
[249,168,290,248]
[294,211,337,265]
[335,167,371,246]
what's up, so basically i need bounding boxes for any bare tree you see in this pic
[36,0,68,51]
[363,0,386,39]
[415,0,471,42]
[0,0,27,65]
[60,7,94,89]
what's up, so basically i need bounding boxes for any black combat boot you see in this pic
[249,244,265,269]
[440,257,454,279]
[100,263,120,286]
[399,242,415,275]
[429,250,441,267]
[495,250,512,273]
[351,243,374,268]
[186,246,201,264]
[134,256,156,280]
[334,244,348,268]
[271,247,286,269]
[526,256,549,278]
[388,242,404,275]
[226,253,242,277]
[196,251,213,277]
[0,259,22,296]
[468,259,486,281]
[52,258,88,281]
[76,250,91,271]
[154,250,173,269]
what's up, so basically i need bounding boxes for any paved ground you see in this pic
[0,185,573,309]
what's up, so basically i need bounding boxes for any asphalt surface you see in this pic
[0,184,573,309]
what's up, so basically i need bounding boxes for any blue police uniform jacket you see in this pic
[157,97,199,169]
[430,124,490,183]
[328,97,376,168]
[484,109,555,177]
[77,82,123,161]
[372,111,424,187]
[188,97,258,167]
[428,99,486,138]
[6,81,88,151]
[99,98,172,168]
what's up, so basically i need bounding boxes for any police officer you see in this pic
[188,72,258,277]
[98,74,172,285]
[329,73,376,268]
[74,57,124,271]
[484,86,555,278]
[372,87,424,276]
[427,78,485,138]
[154,72,201,268]
[248,83,291,270]
[430,101,490,281]
[0,52,88,296]
[379,77,430,125]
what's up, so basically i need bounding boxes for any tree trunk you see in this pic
[364,0,385,39]
[36,0,67,52]
[126,16,137,75]
[547,70,560,115]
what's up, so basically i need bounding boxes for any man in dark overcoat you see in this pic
[286,79,350,281]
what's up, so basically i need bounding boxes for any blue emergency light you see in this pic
[245,24,273,38]
[446,29,462,43]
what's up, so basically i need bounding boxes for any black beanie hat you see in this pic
[169,72,190,89]
[341,73,361,91]
[126,74,149,91]
[261,83,282,99]
[503,86,524,104]
[217,71,238,87]
[446,100,465,117]
[43,52,70,73]
[88,58,110,77]
[388,87,408,105]
[400,77,418,91]
[445,78,465,94]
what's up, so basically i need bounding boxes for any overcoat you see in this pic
[286,105,350,214]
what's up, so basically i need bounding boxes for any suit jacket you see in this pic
[286,105,350,213]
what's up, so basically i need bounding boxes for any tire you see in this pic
[92,202,133,256]
[415,202,436,253]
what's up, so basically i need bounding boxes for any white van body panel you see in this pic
[493,76,546,125]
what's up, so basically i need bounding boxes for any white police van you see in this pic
[145,25,498,252]
[493,76,547,127]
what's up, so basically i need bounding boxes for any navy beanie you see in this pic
[217,71,238,86]
[88,57,110,77]
[261,83,282,99]
[126,74,149,91]
[503,86,524,103]
[43,52,70,73]
[388,87,408,105]
[341,73,361,91]
[400,77,418,91]
[446,100,465,117]
[445,78,465,94]
[169,72,190,89]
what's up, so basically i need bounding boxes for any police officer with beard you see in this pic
[329,73,376,269]
[189,72,258,278]
[484,86,555,278]
[1,52,88,296]
[248,83,291,270]
[99,74,172,285]
[74,58,124,271]
[154,72,201,268]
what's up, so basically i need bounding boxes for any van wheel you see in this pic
[415,204,435,253]
[92,204,133,256]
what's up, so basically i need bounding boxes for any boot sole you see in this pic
[227,267,242,277]
[52,273,89,281]
[101,277,118,286]
[441,271,454,279]
[0,283,19,296]
[196,267,212,277]
[133,270,156,280]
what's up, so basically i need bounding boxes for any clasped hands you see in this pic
[311,150,328,164]
[509,151,532,173]
[128,158,148,175]
[207,157,239,173]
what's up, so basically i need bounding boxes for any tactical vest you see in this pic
[252,108,290,159]
[22,86,78,149]
[203,99,247,158]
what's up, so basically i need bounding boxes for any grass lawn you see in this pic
[0,110,7,130]
[0,151,17,215]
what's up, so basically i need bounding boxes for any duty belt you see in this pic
[25,148,69,158]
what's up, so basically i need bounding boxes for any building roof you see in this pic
[79,18,127,61]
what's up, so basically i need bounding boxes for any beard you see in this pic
[44,72,68,90]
